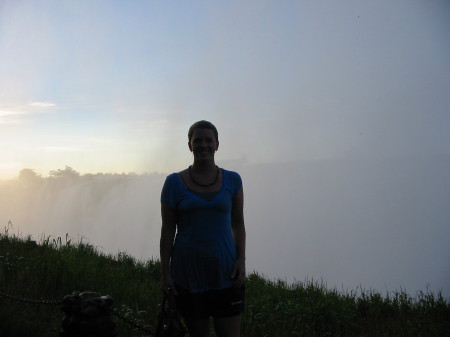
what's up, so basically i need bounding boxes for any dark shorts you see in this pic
[174,284,245,319]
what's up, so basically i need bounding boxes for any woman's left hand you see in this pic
[231,258,246,288]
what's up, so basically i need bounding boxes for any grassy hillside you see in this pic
[1,231,449,337]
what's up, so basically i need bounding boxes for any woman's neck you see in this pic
[191,161,217,173]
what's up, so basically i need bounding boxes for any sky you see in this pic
[0,0,449,178]
[0,1,449,296]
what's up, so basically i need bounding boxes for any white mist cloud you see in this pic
[1,155,449,297]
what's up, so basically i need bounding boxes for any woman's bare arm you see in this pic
[160,203,177,293]
[231,187,246,287]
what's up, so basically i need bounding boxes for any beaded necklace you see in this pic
[189,165,219,187]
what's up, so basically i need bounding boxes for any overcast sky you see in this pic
[1,0,449,178]
[1,1,449,296]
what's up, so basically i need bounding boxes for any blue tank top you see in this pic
[161,168,242,292]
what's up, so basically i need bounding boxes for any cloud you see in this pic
[28,101,57,109]
[0,101,57,124]
[0,110,18,124]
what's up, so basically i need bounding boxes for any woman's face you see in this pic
[189,128,219,161]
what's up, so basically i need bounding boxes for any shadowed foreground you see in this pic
[0,231,449,337]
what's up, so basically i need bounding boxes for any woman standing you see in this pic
[160,120,246,337]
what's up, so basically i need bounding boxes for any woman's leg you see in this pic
[184,317,211,337]
[174,284,210,336]
[213,314,242,337]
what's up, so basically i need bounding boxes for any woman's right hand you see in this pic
[161,273,177,295]
[160,203,178,295]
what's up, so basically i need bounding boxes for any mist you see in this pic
[1,154,449,297]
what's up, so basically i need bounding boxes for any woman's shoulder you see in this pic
[163,172,182,187]
[221,168,242,187]
[165,172,179,180]
[222,168,241,178]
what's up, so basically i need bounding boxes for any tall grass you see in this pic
[1,229,449,337]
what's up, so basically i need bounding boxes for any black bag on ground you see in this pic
[155,291,186,337]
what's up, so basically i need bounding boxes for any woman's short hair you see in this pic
[188,120,219,142]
